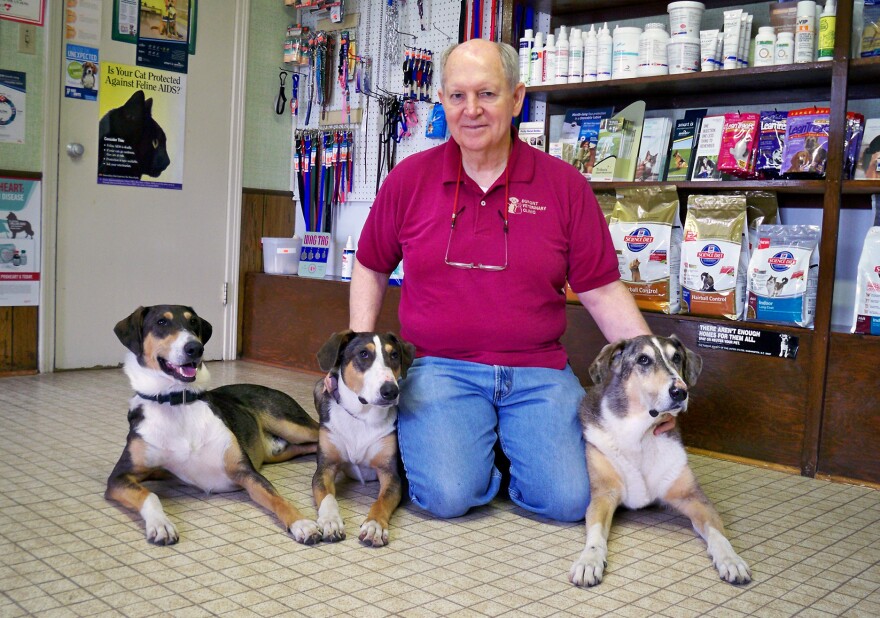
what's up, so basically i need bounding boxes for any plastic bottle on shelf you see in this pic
[556,26,570,84]
[794,1,817,63]
[754,26,776,67]
[519,29,534,85]
[530,31,544,86]
[568,28,585,83]
[817,0,836,61]
[597,23,613,81]
[584,24,599,82]
[544,33,558,85]
[638,23,669,77]
[340,236,355,281]
[775,31,795,64]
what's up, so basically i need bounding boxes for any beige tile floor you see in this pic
[1,360,878,617]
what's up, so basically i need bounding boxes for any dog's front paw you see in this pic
[289,519,322,545]
[358,520,389,547]
[714,553,751,585]
[569,547,607,587]
[145,516,179,545]
[317,514,346,543]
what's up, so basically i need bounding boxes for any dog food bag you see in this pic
[781,107,830,178]
[756,110,788,179]
[717,113,760,178]
[680,195,749,320]
[746,224,820,328]
[852,225,880,335]
[608,186,682,314]
[595,190,617,224]
[719,190,781,254]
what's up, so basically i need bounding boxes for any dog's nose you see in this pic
[669,385,688,403]
[379,382,399,401]
[184,341,204,359]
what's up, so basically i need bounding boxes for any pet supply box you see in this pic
[262,237,302,275]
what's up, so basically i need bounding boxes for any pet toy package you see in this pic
[717,113,760,178]
[781,107,830,178]
[852,224,880,335]
[680,194,750,320]
[844,112,866,179]
[746,224,820,328]
[608,186,682,314]
[756,110,788,179]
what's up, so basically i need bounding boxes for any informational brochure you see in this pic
[0,178,41,307]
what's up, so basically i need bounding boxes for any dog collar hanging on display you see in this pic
[136,390,207,406]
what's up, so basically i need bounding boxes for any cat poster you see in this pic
[97,62,186,190]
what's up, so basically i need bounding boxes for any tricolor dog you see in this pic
[300,331,415,547]
[106,305,323,545]
[569,335,751,587]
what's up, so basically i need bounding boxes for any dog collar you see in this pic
[136,390,206,406]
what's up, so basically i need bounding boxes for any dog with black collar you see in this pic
[106,305,323,545]
[303,330,415,547]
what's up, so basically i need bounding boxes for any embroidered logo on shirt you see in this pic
[509,196,545,215]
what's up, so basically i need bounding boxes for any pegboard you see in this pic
[289,0,462,202]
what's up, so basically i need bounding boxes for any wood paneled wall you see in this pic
[0,306,38,375]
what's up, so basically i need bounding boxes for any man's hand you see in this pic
[654,417,676,435]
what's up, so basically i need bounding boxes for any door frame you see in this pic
[38,1,250,371]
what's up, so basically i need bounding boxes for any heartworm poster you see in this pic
[98,62,186,189]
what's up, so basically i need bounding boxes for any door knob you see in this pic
[66,143,84,158]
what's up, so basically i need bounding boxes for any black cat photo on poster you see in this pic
[97,62,186,189]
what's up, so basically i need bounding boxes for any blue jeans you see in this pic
[397,356,589,522]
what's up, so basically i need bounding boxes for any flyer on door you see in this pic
[97,62,186,190]
[0,178,41,307]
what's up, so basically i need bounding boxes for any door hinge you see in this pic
[221,282,228,305]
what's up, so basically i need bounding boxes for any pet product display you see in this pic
[775,31,795,64]
[746,225,820,328]
[782,107,830,178]
[668,1,705,37]
[717,113,760,178]
[667,36,701,73]
[795,1,818,62]
[844,111,866,179]
[756,110,789,179]
[612,27,642,79]
[754,26,777,66]
[608,186,683,314]
[680,195,750,320]
[852,225,880,335]
[638,23,670,77]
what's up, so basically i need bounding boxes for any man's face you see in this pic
[438,42,525,158]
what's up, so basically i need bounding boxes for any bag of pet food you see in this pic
[852,203,880,334]
[608,185,682,314]
[680,195,750,320]
[844,112,865,180]
[595,190,617,224]
[756,110,788,179]
[746,225,820,328]
[717,113,760,178]
[720,190,782,254]
[782,107,830,178]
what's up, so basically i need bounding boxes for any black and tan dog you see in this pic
[569,335,751,587]
[106,305,323,545]
[303,331,415,547]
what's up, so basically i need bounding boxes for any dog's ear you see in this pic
[114,306,149,355]
[386,333,416,378]
[192,308,212,345]
[589,340,626,386]
[670,334,702,387]
[316,330,356,372]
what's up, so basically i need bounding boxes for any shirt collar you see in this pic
[441,127,537,186]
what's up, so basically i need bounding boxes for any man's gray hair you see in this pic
[439,41,521,92]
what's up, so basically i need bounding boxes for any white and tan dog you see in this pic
[569,335,751,587]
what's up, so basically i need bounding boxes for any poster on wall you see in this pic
[98,62,186,189]
[0,70,26,145]
[113,0,197,54]
[64,45,99,101]
[0,0,45,26]
[64,0,102,45]
[136,0,192,74]
[0,178,41,307]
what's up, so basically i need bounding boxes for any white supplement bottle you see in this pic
[519,29,533,85]
[775,31,795,64]
[795,1,817,63]
[638,23,670,76]
[530,31,544,86]
[584,24,599,82]
[754,26,776,67]
[544,34,558,85]
[612,26,641,79]
[568,28,585,83]
[556,26,570,83]
[597,23,613,81]
[341,236,355,281]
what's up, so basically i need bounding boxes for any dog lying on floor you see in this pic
[569,335,751,587]
[297,330,414,547]
[106,305,323,545]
